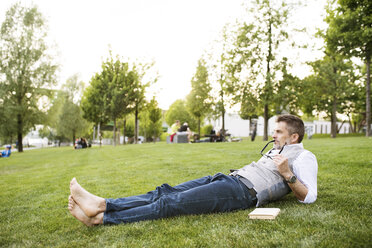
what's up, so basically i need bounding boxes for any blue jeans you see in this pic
[103,173,256,224]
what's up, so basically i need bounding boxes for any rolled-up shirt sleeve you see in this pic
[292,150,318,203]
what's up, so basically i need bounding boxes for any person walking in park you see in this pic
[68,114,317,226]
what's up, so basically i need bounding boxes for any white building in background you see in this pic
[207,114,279,137]
[207,113,353,137]
[22,125,49,147]
[207,112,250,137]
[312,120,351,134]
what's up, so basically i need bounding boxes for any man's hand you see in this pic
[272,154,308,202]
[272,154,292,180]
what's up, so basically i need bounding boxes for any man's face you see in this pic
[272,121,293,149]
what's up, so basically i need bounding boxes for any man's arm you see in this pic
[273,152,317,203]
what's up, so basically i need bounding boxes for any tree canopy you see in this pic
[227,0,295,140]
[325,0,372,136]
[0,3,57,151]
[81,53,150,145]
[187,59,212,136]
[165,100,197,131]
[300,54,360,137]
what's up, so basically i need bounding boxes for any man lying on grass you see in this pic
[68,114,317,226]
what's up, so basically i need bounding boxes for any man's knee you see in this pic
[150,183,175,199]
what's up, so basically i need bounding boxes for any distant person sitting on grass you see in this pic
[75,138,88,149]
[0,145,12,158]
[169,120,181,142]
[178,122,193,143]
[68,114,318,226]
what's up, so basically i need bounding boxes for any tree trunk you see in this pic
[72,131,76,148]
[263,16,272,142]
[123,118,126,145]
[331,97,337,138]
[358,120,364,133]
[113,118,116,146]
[17,114,23,152]
[222,109,225,133]
[337,120,345,134]
[251,122,257,142]
[143,126,146,143]
[366,58,371,136]
[117,127,120,145]
[98,123,102,147]
[135,108,139,144]
[263,104,269,141]
[198,118,201,137]
[347,114,355,133]
[220,88,225,133]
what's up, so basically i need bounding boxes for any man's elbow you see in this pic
[299,190,317,204]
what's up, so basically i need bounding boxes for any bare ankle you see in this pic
[98,198,107,212]
[92,213,104,225]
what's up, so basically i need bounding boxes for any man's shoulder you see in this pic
[301,149,316,157]
[296,149,318,164]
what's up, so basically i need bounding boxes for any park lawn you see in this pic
[0,137,371,247]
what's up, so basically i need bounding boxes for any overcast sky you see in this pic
[0,0,327,109]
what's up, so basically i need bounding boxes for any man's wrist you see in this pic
[286,173,297,184]
[283,172,294,182]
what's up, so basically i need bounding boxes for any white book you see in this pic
[248,208,280,220]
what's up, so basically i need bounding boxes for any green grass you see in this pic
[1,137,371,247]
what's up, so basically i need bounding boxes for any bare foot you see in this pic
[70,178,106,217]
[68,195,103,226]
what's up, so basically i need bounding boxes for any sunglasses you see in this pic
[260,140,286,160]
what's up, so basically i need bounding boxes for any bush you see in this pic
[202,124,213,136]
[125,120,135,138]
[160,132,168,142]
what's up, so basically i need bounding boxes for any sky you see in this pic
[0,0,327,110]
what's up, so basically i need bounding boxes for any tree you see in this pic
[0,102,16,145]
[206,24,236,133]
[325,0,372,136]
[228,0,298,140]
[0,3,57,152]
[165,100,197,131]
[56,75,89,144]
[132,62,156,144]
[227,22,260,121]
[104,58,137,146]
[0,82,17,144]
[343,81,366,133]
[122,114,135,143]
[42,75,90,145]
[57,100,89,145]
[300,54,359,137]
[272,58,302,115]
[81,72,110,145]
[186,59,213,137]
[41,89,67,144]
[82,54,138,146]
[140,97,162,143]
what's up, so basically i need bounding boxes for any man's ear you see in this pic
[290,133,299,144]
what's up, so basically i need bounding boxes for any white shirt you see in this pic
[291,143,318,204]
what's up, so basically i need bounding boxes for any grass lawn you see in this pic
[0,137,371,247]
